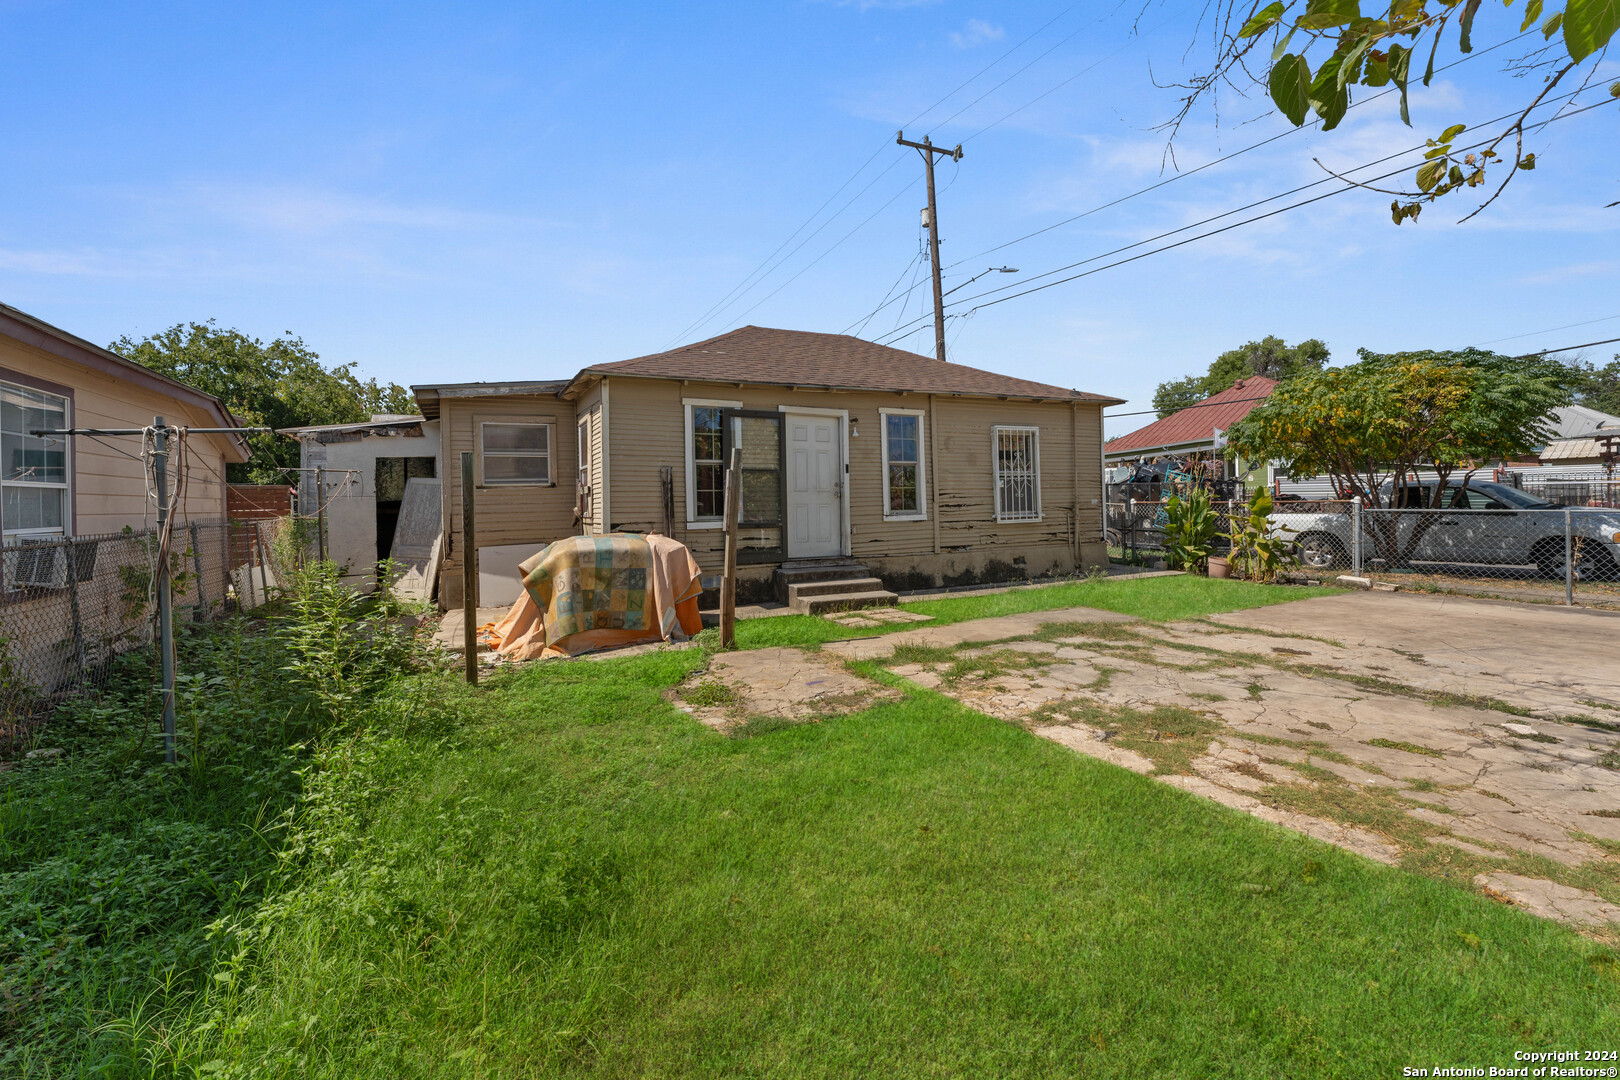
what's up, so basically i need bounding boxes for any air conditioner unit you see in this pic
[4,539,68,590]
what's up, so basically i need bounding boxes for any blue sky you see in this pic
[2,1,1616,439]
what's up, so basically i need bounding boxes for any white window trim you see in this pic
[992,424,1042,523]
[683,398,742,529]
[1,378,71,540]
[879,407,927,522]
[479,420,553,486]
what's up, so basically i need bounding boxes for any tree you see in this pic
[1152,335,1329,416]
[111,321,417,483]
[1569,354,1620,416]
[1226,347,1576,562]
[1166,1,1620,223]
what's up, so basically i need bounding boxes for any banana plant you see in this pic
[1162,484,1219,573]
[1227,487,1298,582]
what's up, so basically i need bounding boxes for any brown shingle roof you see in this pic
[1104,376,1277,457]
[572,326,1122,403]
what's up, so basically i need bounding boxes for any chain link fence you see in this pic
[0,518,300,751]
[1106,497,1620,607]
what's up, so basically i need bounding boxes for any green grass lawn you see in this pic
[738,573,1343,649]
[164,578,1619,1077]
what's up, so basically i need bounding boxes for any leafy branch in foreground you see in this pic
[1160,0,1619,222]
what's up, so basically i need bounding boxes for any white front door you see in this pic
[786,413,842,558]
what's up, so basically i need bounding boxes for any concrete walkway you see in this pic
[836,591,1620,932]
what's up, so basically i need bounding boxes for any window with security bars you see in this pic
[993,426,1041,522]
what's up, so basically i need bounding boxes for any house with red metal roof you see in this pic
[1104,376,1276,463]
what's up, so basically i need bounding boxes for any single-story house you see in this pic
[414,326,1122,608]
[1103,376,1278,489]
[1,300,248,542]
[278,414,441,590]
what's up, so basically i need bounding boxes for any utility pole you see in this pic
[897,131,963,363]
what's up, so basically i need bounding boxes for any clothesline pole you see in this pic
[721,446,741,649]
[462,451,478,684]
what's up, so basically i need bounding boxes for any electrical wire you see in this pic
[1100,337,1620,421]
[878,92,1610,343]
[664,2,1091,348]
[1527,335,1620,356]
[1472,314,1620,348]
[721,181,920,331]
[847,25,1540,341]
[942,27,1540,272]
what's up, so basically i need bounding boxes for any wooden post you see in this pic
[190,521,205,621]
[461,452,478,683]
[720,445,741,649]
[315,465,327,564]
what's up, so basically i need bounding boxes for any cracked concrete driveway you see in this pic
[831,591,1620,933]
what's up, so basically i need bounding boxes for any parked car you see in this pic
[1272,480,1620,581]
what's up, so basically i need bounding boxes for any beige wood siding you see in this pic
[439,394,579,577]
[0,335,233,535]
[599,375,1107,575]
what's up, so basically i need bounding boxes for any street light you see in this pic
[943,266,1018,298]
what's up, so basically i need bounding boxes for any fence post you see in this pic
[65,537,86,677]
[1350,497,1361,577]
[720,446,741,649]
[1127,498,1136,559]
[315,465,328,564]
[1564,508,1574,606]
[222,522,233,613]
[189,521,205,621]
[461,452,478,684]
[256,522,271,605]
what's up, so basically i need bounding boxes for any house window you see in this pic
[684,399,741,526]
[881,409,926,520]
[993,425,1041,522]
[480,422,551,484]
[693,407,724,519]
[2,381,69,539]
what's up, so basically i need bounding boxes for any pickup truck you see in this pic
[1269,480,1620,581]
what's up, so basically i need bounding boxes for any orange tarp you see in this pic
[488,533,704,660]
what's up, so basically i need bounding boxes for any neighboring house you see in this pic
[1,300,248,542]
[1104,377,1278,488]
[1544,404,1620,443]
[414,326,1122,608]
[278,414,440,590]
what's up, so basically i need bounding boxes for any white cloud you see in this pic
[140,182,565,237]
[1517,259,1620,284]
[950,18,1004,49]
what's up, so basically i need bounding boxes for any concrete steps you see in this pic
[777,561,898,614]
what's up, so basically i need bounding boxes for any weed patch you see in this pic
[1366,738,1447,759]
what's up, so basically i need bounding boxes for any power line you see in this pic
[721,181,919,331]
[664,3,1090,348]
[1529,335,1620,356]
[851,26,1543,338]
[1105,394,1272,420]
[1472,314,1620,348]
[878,92,1609,343]
[942,27,1539,273]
